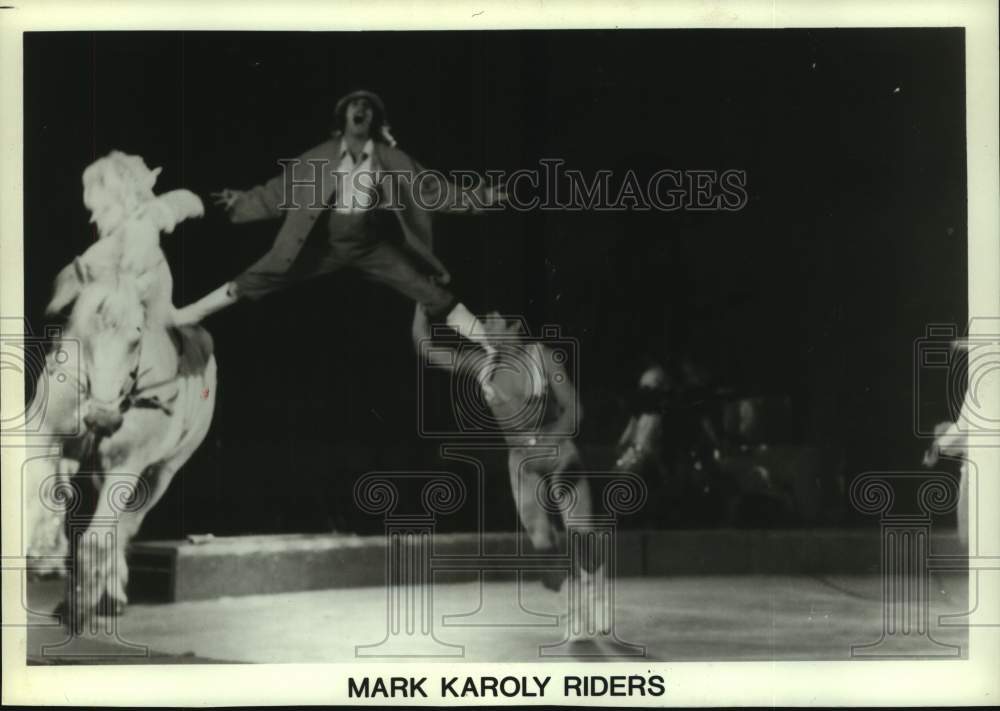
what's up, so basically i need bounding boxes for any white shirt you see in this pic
[333,138,376,214]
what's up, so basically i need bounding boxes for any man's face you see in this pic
[345,97,374,138]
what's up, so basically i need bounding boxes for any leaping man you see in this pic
[174,89,504,391]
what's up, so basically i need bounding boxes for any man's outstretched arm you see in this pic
[387,149,505,214]
[173,282,240,327]
[213,172,286,223]
[415,171,506,214]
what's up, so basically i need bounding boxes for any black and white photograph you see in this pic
[2,0,998,706]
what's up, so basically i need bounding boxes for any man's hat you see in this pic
[333,89,396,145]
[334,89,387,119]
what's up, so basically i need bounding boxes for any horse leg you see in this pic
[23,353,83,571]
[67,445,152,622]
[102,387,215,615]
[103,505,145,614]
[23,452,67,575]
[101,454,188,614]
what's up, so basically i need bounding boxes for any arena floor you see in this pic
[26,573,969,664]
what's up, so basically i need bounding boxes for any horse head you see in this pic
[68,262,147,435]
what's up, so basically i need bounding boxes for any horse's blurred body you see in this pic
[23,151,212,618]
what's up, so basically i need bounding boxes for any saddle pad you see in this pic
[169,325,215,377]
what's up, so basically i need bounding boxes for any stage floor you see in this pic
[26,573,969,663]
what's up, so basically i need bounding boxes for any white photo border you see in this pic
[2,0,997,706]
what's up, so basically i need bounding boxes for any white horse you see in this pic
[27,267,217,618]
[22,151,212,619]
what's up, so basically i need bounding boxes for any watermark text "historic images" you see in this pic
[274,158,748,213]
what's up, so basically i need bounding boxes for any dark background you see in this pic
[23,29,967,537]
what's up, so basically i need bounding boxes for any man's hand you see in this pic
[211,189,244,211]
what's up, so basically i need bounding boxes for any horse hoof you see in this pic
[97,592,126,617]
[53,599,90,630]
[52,600,68,622]
[540,569,567,592]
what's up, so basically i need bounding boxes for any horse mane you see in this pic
[71,274,144,333]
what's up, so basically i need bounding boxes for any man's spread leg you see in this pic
[353,241,497,396]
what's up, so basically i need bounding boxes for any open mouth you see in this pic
[352,113,369,125]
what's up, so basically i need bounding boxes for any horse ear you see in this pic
[74,257,91,283]
[46,263,82,316]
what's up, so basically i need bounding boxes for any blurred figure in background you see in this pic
[615,355,731,526]
[615,363,672,508]
[919,335,1000,546]
[412,306,596,594]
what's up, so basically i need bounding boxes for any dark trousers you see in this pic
[232,210,456,317]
